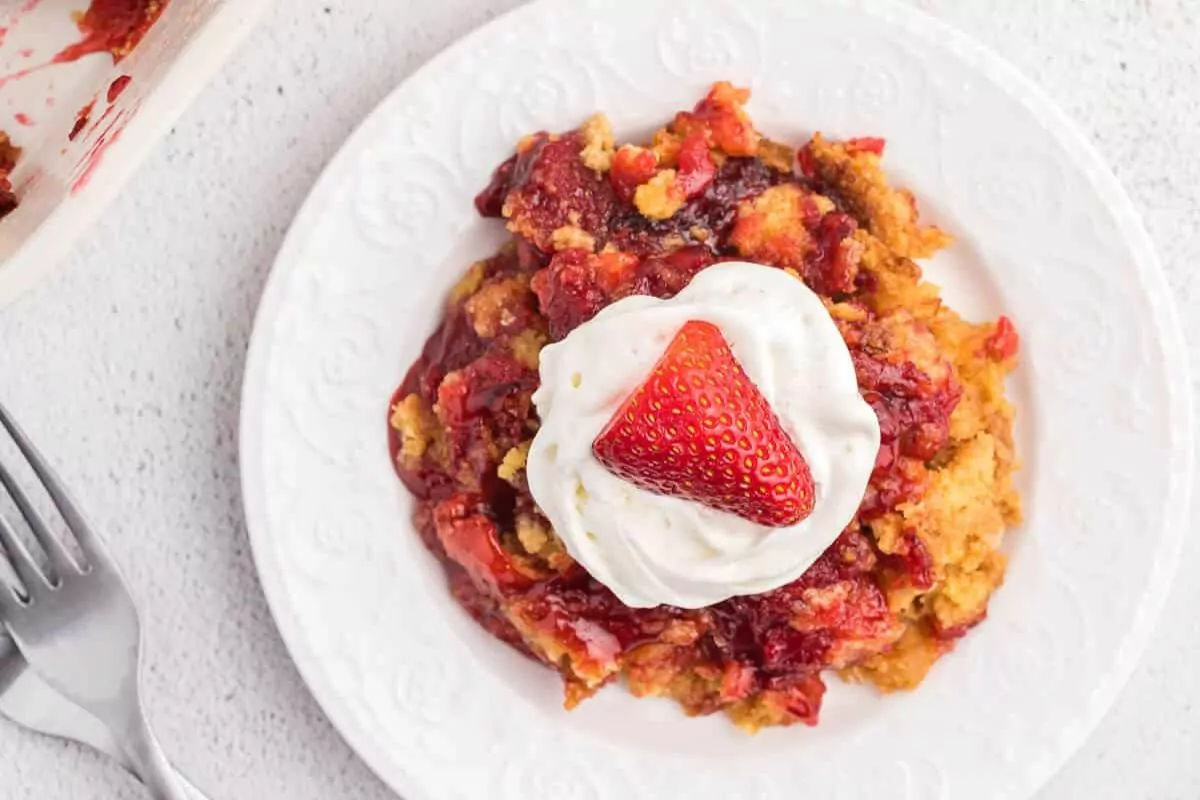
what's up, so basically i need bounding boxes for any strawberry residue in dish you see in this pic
[0,0,167,89]
[0,1,47,49]
[71,117,125,194]
[70,96,132,195]
[0,132,22,218]
[55,0,169,64]
[0,0,168,220]
[107,74,132,103]
[69,100,96,141]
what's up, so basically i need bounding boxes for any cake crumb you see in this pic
[390,394,436,466]
[579,113,615,172]
[497,441,532,485]
[551,225,597,252]
[634,170,685,220]
[448,261,486,306]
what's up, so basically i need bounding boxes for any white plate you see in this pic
[239,1,1193,798]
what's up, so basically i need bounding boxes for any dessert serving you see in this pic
[388,82,1021,731]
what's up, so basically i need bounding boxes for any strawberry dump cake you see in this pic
[388,82,1021,731]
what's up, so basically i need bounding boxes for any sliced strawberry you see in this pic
[983,315,1020,361]
[610,145,658,203]
[845,136,887,157]
[673,81,760,157]
[675,131,716,198]
[592,320,816,527]
[433,493,533,595]
[797,141,817,180]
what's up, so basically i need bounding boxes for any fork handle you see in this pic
[115,711,196,800]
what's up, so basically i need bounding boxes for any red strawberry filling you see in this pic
[591,320,815,527]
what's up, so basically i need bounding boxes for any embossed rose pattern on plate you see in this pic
[239,1,1192,798]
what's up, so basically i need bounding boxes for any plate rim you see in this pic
[238,1,1195,797]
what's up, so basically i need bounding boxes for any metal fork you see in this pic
[1,630,202,797]
[0,402,193,800]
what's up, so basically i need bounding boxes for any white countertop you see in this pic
[0,1,1196,798]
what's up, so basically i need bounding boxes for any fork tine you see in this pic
[0,401,108,571]
[0,458,81,580]
[0,564,27,621]
[0,512,47,595]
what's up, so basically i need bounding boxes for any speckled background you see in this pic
[0,1,1196,798]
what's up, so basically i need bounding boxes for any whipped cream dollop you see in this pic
[526,262,880,609]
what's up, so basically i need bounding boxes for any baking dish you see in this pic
[0,0,270,305]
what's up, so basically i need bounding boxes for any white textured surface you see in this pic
[0,1,1196,799]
